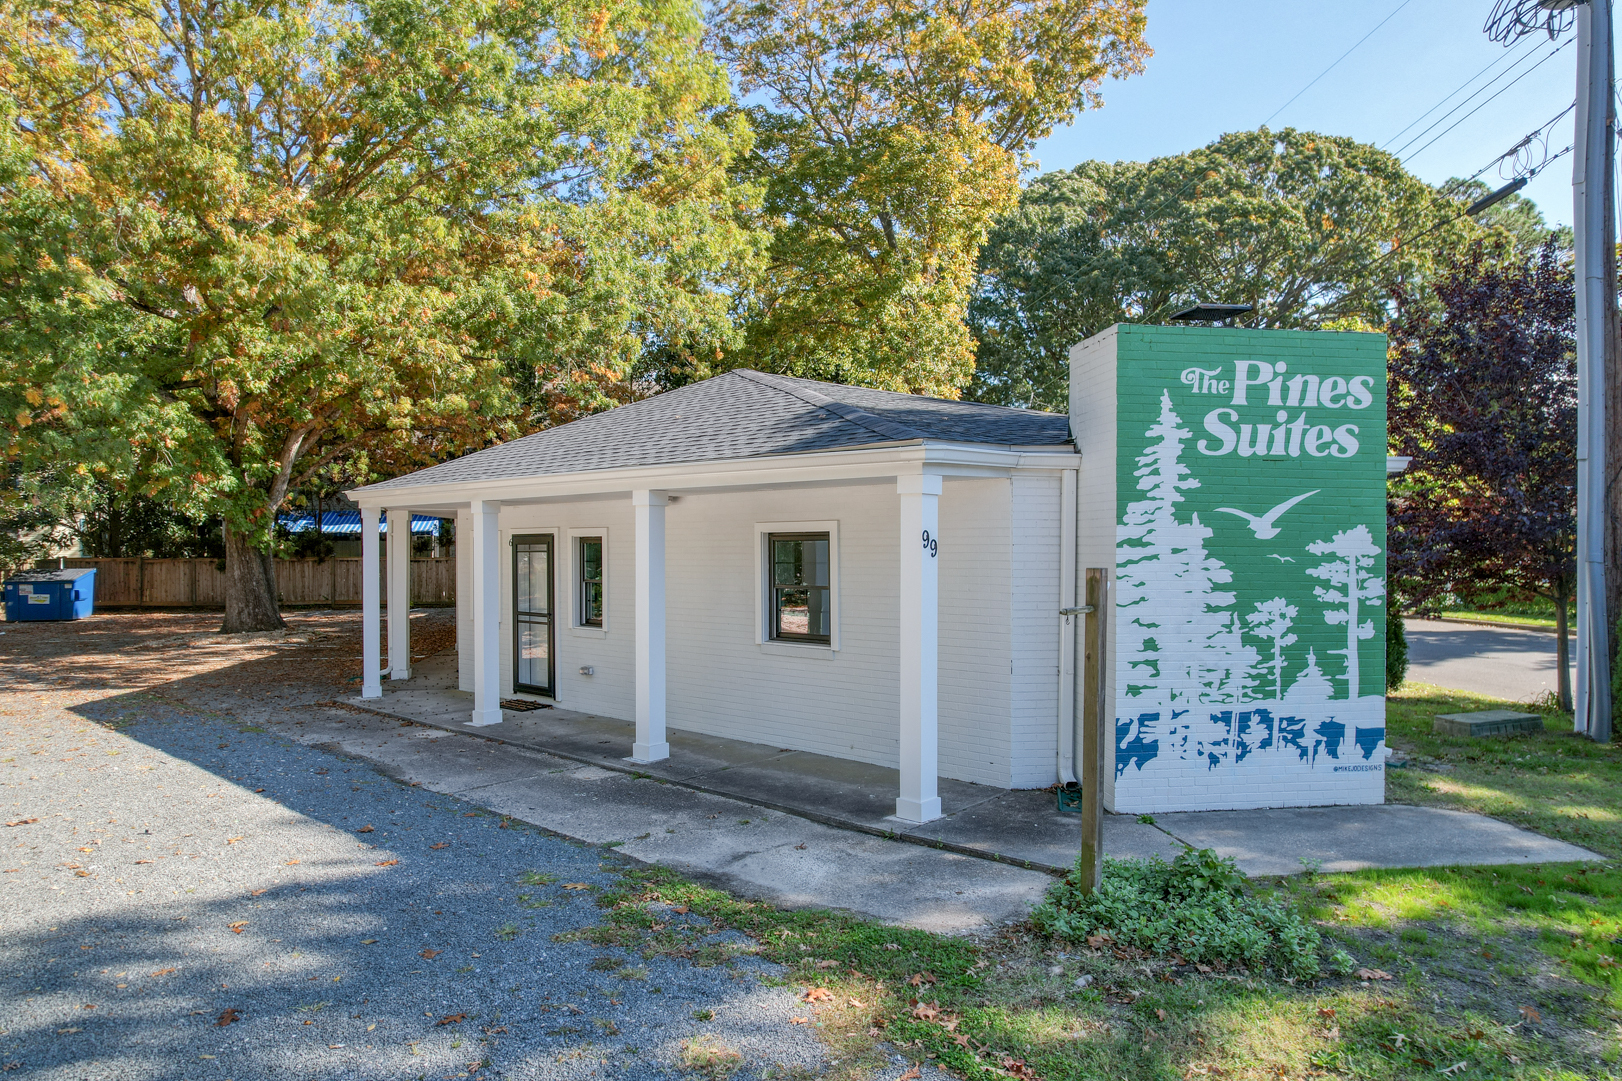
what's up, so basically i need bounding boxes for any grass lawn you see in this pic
[568,684,1620,1080]
[1438,610,1566,631]
[1385,683,1619,860]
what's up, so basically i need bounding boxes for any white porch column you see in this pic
[468,499,503,727]
[896,474,943,823]
[455,507,474,693]
[360,506,383,699]
[386,508,412,680]
[630,490,669,763]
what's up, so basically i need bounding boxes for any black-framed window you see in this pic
[769,532,830,643]
[577,536,603,627]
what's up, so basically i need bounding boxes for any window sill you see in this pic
[757,640,836,659]
[569,626,609,640]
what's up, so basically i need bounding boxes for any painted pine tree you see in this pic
[1116,391,1251,709]
[1246,597,1299,700]
[1288,648,1335,703]
[1305,525,1386,699]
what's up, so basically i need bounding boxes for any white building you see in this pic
[349,332,1398,820]
[349,368,1081,825]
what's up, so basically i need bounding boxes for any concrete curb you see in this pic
[337,696,1085,878]
[1426,616,1565,635]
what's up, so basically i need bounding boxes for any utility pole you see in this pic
[1573,0,1615,742]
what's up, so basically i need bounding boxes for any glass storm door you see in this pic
[513,535,554,696]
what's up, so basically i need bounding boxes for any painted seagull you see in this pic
[1214,490,1320,540]
[1267,553,1296,563]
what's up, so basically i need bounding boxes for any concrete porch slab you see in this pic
[352,655,1605,878]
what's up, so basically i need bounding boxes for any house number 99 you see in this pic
[921,530,938,557]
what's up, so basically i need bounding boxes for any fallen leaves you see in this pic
[897,1068,921,1080]
[284,859,300,866]
[802,987,833,1003]
[436,1013,466,1026]
[1355,968,1393,982]
[225,836,243,845]
[428,842,449,850]
[356,825,374,834]
[788,1017,809,1025]
[1519,1005,1542,1023]
[420,949,441,960]
[360,939,378,946]
[151,968,176,977]
[561,883,591,891]
[374,859,398,867]
[214,1008,241,1027]
[227,922,248,935]
[4,818,37,827]
[908,971,937,987]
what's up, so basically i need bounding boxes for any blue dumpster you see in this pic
[3,568,96,621]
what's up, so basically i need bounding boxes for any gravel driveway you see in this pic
[0,612,881,1080]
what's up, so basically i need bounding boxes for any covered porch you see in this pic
[351,443,1078,826]
[344,649,1170,872]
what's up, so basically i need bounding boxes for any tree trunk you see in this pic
[221,525,285,633]
[1556,581,1574,714]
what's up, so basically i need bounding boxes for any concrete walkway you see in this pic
[334,655,1601,900]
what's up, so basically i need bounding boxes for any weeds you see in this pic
[679,1034,742,1078]
[1034,849,1355,980]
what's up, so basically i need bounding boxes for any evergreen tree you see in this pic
[1116,390,1253,708]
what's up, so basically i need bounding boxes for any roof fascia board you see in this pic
[348,441,1078,508]
[349,444,932,507]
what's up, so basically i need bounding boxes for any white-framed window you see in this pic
[566,527,610,637]
[754,520,839,653]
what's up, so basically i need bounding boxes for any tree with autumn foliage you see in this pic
[969,129,1500,410]
[706,0,1149,397]
[0,0,761,630]
[1387,239,1576,710]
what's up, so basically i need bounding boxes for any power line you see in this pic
[1399,36,1573,162]
[1390,36,1571,158]
[1261,0,1419,128]
[1382,33,1543,150]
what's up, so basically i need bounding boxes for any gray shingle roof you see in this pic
[355,369,1072,493]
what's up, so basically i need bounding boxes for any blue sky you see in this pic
[1030,0,1597,226]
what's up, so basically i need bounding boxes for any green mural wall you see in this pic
[1107,326,1388,811]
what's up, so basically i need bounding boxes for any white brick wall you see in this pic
[498,502,637,721]
[1010,472,1061,788]
[939,478,1013,787]
[1070,328,1121,809]
[489,479,1027,787]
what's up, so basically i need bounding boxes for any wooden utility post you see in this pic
[1077,568,1109,893]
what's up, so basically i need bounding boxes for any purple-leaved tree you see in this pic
[1388,239,1576,711]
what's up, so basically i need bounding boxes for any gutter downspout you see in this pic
[1057,466,1082,789]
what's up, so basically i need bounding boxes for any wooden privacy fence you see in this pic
[47,557,456,609]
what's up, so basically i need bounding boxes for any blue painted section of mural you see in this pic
[1115,710,1385,778]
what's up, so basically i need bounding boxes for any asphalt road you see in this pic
[1403,618,1571,705]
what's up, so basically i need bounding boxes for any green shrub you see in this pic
[1031,848,1354,981]
[1386,608,1408,692]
